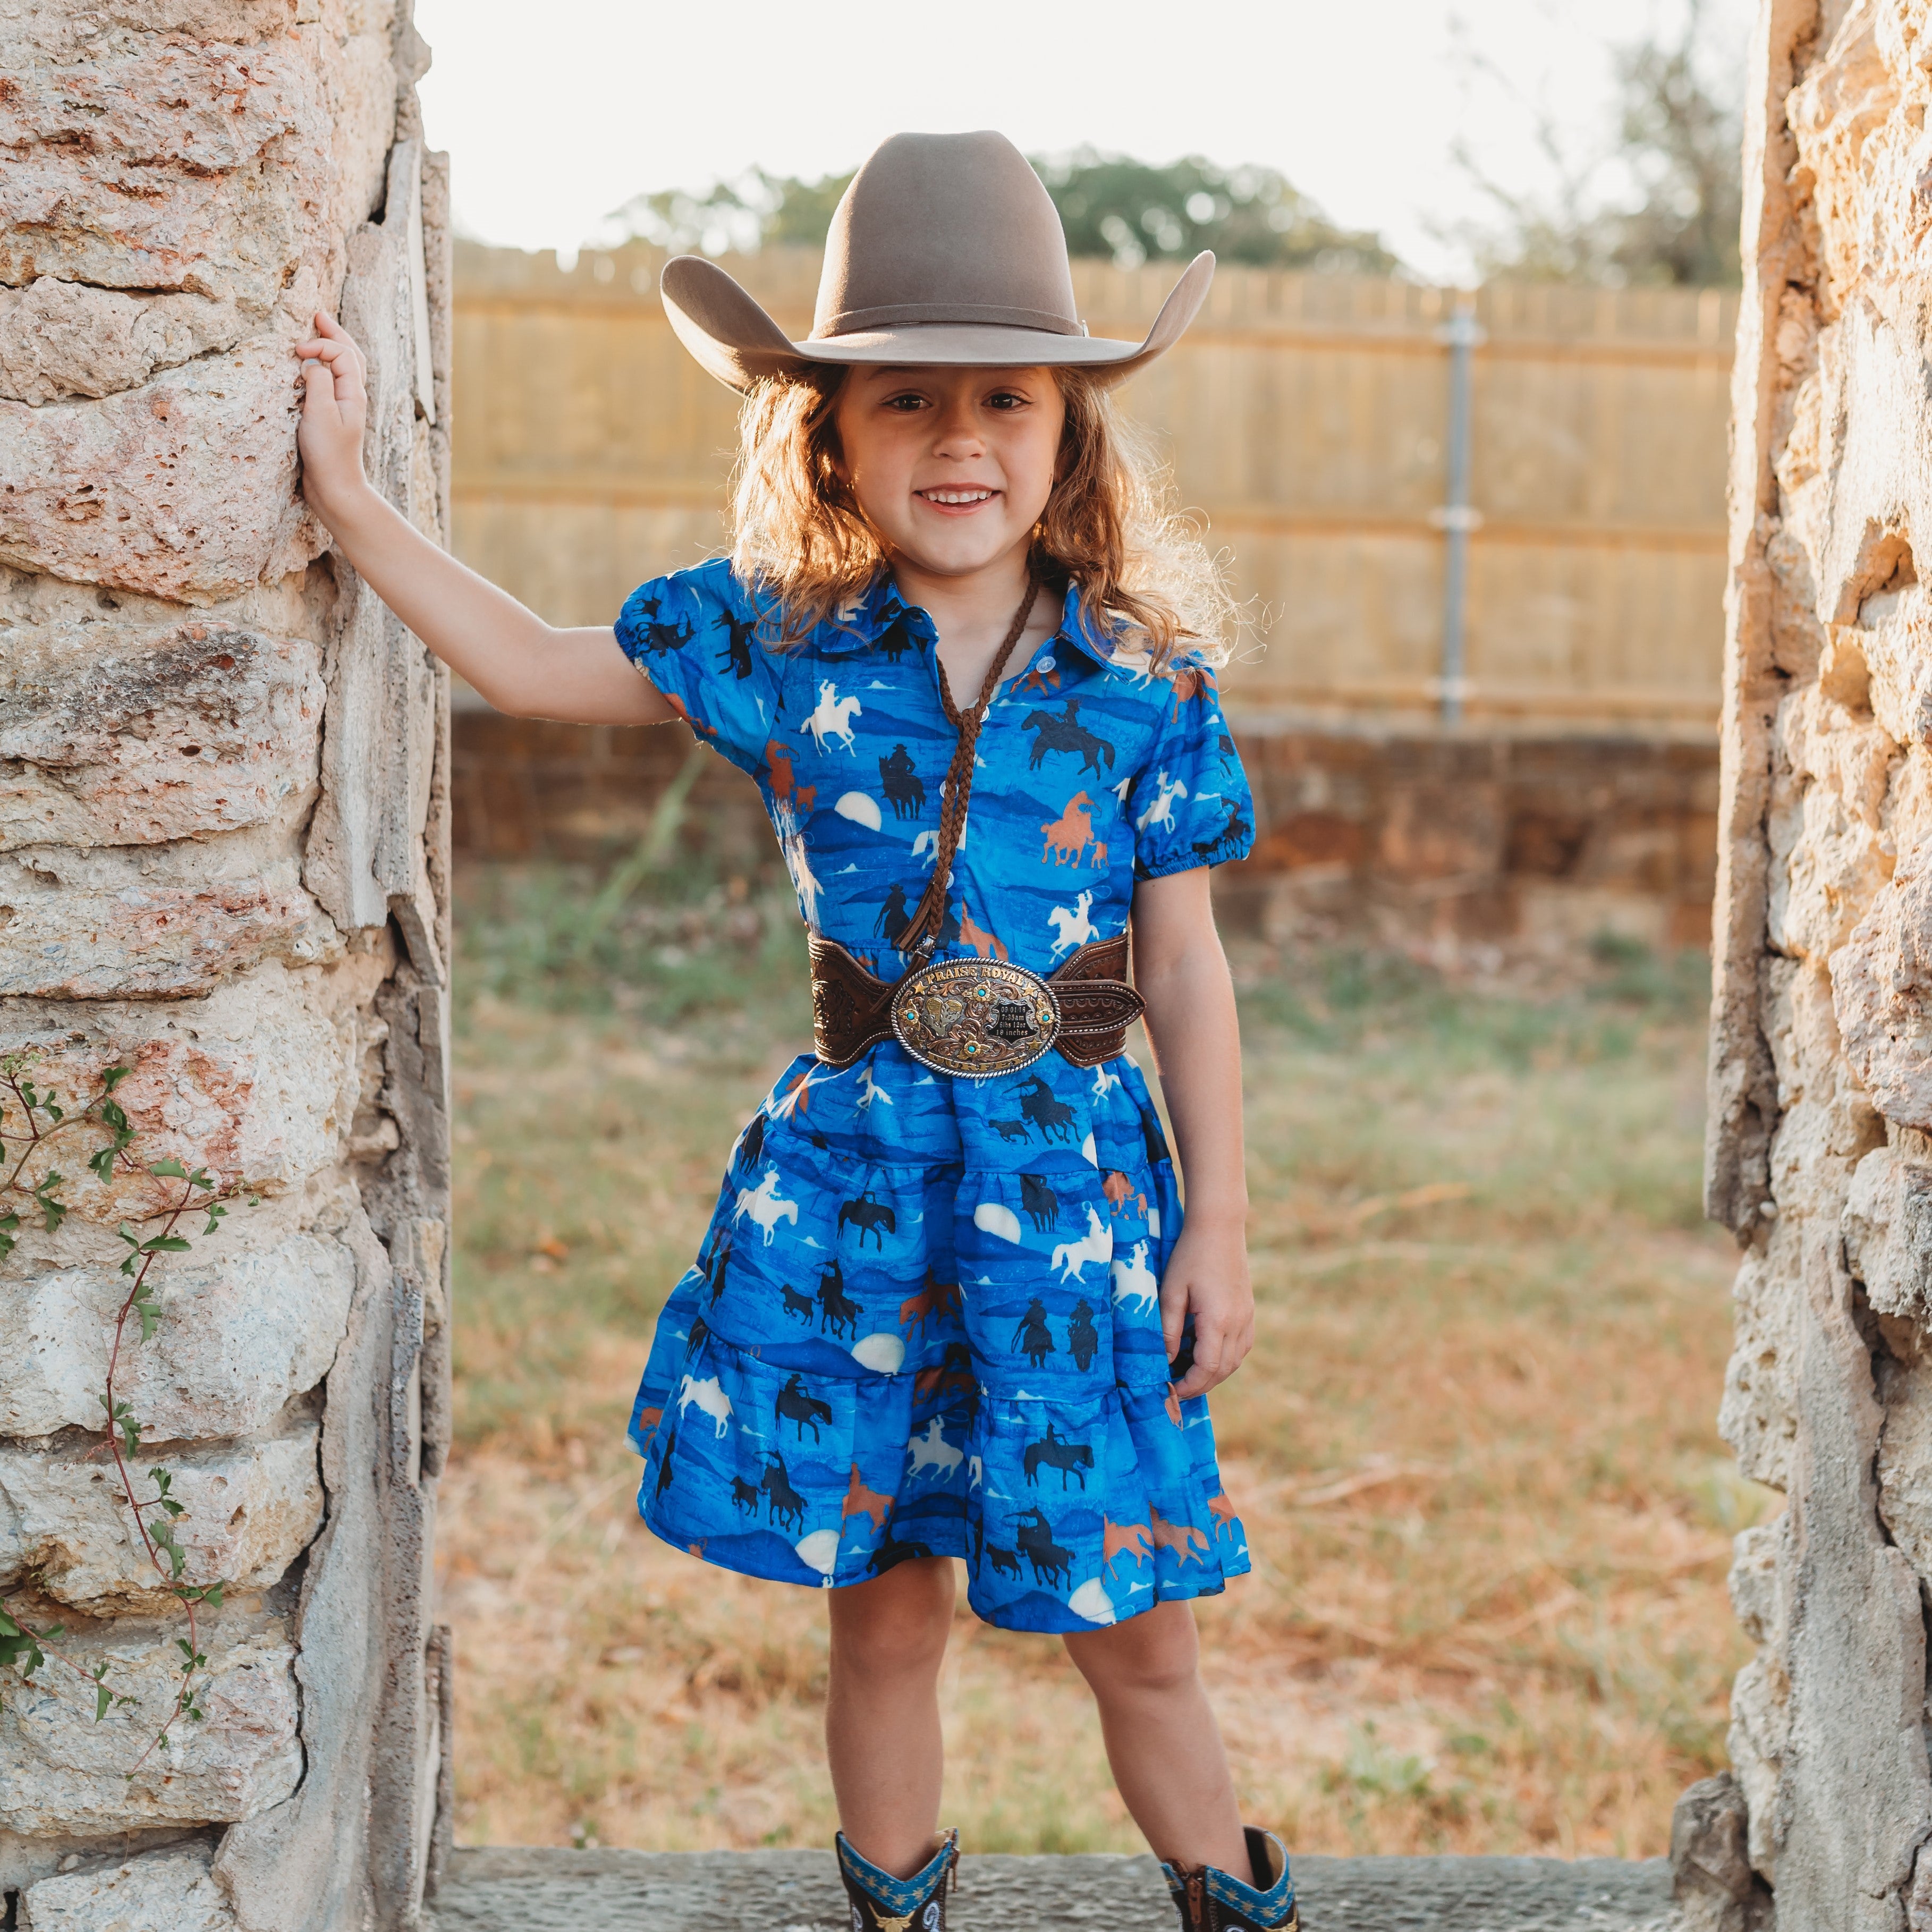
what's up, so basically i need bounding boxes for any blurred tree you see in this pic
[606,154,1398,274]
[1450,1,1742,286]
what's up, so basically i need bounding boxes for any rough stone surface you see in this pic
[0,1417,323,1611]
[0,0,453,1922]
[427,1848,1676,1932]
[0,1618,300,1834]
[22,1839,237,1931]
[1699,0,1932,1922]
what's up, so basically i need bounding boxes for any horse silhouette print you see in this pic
[715,609,758,680]
[733,1168,798,1245]
[801,679,863,752]
[1023,1422,1094,1490]
[878,744,925,819]
[838,1191,896,1249]
[1022,699,1116,777]
[774,1372,834,1443]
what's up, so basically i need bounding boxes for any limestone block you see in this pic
[1727,1648,1789,1883]
[0,970,360,1205]
[1672,1773,1774,1932]
[0,868,334,1001]
[0,340,320,605]
[0,1232,353,1441]
[1730,1519,1786,1646]
[0,40,326,311]
[1769,775,1893,961]
[0,281,249,408]
[1720,1245,1801,1491]
[0,1619,300,1835]
[0,1417,321,1612]
[1877,1354,1932,1583]
[0,621,323,851]
[22,1840,237,1932]
[1833,862,1932,1128]
[1844,1147,1932,1324]
[7,6,300,62]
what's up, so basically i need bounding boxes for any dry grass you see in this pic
[439,868,1765,1858]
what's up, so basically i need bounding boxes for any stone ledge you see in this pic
[428,1846,1676,1932]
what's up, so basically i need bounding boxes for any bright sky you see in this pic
[413,0,1753,285]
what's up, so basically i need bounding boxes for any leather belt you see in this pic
[810,933,1144,1076]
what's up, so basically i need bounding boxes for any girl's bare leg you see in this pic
[825,1555,956,1877]
[1062,1602,1249,1871]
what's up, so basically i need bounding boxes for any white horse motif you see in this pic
[1047,890,1096,960]
[733,1168,799,1245]
[802,679,863,753]
[782,830,821,928]
[676,1373,733,1439]
[1136,771,1189,834]
[1090,1063,1123,1100]
[1111,1240,1159,1313]
[968,1454,984,1490]
[857,1067,892,1109]
[907,1417,963,1482]
[1050,1204,1114,1283]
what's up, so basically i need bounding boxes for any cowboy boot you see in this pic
[1162,1826,1298,1932]
[834,1827,959,1932]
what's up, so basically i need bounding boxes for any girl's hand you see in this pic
[1160,1213,1254,1400]
[294,312,371,521]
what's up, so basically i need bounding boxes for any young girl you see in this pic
[296,130,1293,1932]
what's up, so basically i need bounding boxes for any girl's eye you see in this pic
[986,391,1028,410]
[883,394,928,413]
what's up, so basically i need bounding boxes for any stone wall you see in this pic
[1703,1,1932,1923]
[451,707,1719,954]
[0,6,452,1930]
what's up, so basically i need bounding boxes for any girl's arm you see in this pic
[1130,866,1254,1400]
[294,313,676,727]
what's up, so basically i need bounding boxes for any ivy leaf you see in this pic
[103,1066,132,1092]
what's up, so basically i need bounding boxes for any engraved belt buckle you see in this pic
[888,956,1061,1080]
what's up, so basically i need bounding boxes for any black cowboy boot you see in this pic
[1162,1827,1298,1932]
[835,1827,959,1932]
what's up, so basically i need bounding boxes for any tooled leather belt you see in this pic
[810,932,1145,1078]
[806,574,1143,1080]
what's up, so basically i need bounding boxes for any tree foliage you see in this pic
[607,153,1399,275]
[1451,2,1743,287]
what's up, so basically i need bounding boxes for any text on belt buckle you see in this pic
[888,957,1060,1079]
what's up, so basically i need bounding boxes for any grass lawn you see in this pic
[437,859,1765,1858]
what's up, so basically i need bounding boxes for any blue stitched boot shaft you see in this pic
[835,1828,959,1932]
[1161,1827,1298,1932]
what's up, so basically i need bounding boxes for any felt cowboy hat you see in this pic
[661,130,1215,393]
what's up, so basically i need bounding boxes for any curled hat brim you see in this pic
[662,250,1215,394]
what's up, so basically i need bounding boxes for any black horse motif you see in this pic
[817,1260,863,1337]
[1022,700,1116,778]
[987,1544,1021,1580]
[733,1110,766,1173]
[1013,1297,1055,1367]
[1019,1173,1058,1232]
[715,611,758,680]
[879,745,926,820]
[761,1451,807,1532]
[1018,1075,1077,1144]
[654,1426,677,1497]
[730,1474,761,1515]
[990,1118,1032,1145]
[1067,1300,1099,1372]
[875,882,913,946]
[700,1230,732,1307]
[775,1372,835,1443]
[780,1283,815,1323]
[1024,1422,1094,1490]
[1015,1506,1074,1587]
[1192,800,1251,859]
[685,1315,709,1358]
[838,1192,896,1249]
[867,1530,936,1575]
[876,615,918,663]
[636,612,696,657]
[1139,1105,1168,1168]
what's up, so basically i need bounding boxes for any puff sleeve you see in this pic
[614,561,779,781]
[1128,663,1255,878]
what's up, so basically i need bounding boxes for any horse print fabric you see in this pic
[617,561,1255,1633]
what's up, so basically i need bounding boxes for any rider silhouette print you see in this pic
[293,127,1295,1932]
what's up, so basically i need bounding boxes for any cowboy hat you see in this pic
[661,130,1214,393]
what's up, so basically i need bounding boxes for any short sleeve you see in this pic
[1129,663,1255,878]
[614,561,779,780]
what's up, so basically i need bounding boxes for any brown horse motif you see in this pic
[1041,791,1095,867]
[899,1270,962,1342]
[1207,1491,1238,1528]
[842,1463,893,1535]
[1168,664,1218,718]
[959,903,1007,961]
[764,739,817,816]
[1103,1517,1154,1574]
[1149,1505,1209,1567]
[1101,1170,1148,1218]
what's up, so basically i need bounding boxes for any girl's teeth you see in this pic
[926,489,992,504]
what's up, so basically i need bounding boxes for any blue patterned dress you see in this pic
[618,559,1256,1633]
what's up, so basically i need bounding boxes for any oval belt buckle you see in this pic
[889,957,1061,1080]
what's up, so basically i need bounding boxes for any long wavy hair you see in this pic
[726,365,1234,672]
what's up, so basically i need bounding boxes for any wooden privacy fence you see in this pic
[451,241,1734,735]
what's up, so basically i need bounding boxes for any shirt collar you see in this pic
[811,573,1124,671]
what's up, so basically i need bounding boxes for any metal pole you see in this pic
[1434,297,1485,726]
